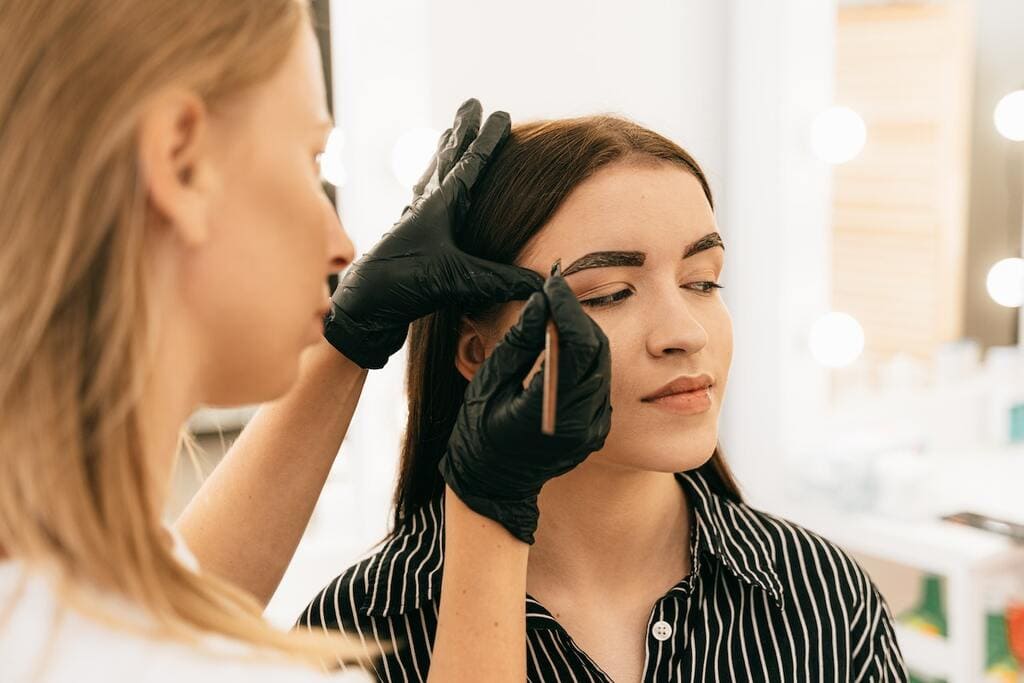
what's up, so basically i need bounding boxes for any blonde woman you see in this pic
[0,1,613,681]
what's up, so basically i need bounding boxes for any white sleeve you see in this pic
[141,650,374,683]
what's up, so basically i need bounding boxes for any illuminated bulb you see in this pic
[810,106,867,164]
[809,312,865,368]
[392,127,440,189]
[319,127,347,187]
[994,90,1024,142]
[986,258,1024,308]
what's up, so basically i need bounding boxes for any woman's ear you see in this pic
[137,88,215,247]
[455,317,489,382]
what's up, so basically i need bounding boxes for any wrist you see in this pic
[322,307,400,370]
[444,485,532,549]
[439,457,539,544]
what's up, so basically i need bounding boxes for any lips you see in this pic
[641,374,714,402]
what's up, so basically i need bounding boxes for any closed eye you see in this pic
[579,281,723,309]
[579,288,634,309]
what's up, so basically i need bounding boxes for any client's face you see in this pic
[487,161,731,474]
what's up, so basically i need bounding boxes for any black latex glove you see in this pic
[438,271,613,544]
[323,99,544,369]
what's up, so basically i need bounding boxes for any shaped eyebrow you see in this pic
[561,232,724,276]
[562,251,645,276]
[684,232,724,258]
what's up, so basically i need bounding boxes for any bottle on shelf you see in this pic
[900,574,948,638]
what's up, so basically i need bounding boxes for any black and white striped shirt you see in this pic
[298,471,907,682]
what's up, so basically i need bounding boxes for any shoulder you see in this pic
[296,511,446,682]
[297,548,441,634]
[730,502,880,613]
[680,470,875,613]
[299,501,446,639]
[298,555,377,634]
[723,503,907,678]
[0,567,362,683]
[295,547,441,661]
[140,645,366,683]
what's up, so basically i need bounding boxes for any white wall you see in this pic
[719,0,837,504]
[423,0,729,193]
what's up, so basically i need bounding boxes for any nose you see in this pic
[324,204,355,275]
[644,284,709,357]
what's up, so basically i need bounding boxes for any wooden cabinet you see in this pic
[831,1,974,359]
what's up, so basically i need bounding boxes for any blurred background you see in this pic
[170,1,1024,681]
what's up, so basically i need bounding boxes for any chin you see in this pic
[638,449,716,473]
[597,422,721,473]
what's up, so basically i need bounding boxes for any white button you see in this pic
[651,620,673,641]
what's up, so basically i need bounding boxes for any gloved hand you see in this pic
[439,271,613,544]
[323,99,544,369]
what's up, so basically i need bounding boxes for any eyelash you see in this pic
[580,288,633,309]
[579,282,724,309]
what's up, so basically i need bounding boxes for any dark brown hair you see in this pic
[393,115,743,529]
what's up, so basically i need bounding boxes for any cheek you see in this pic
[182,235,311,403]
[705,300,734,386]
[183,154,327,402]
[212,147,327,301]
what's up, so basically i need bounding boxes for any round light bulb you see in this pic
[319,127,347,187]
[986,257,1024,308]
[994,90,1024,142]
[810,106,867,164]
[809,312,866,368]
[392,127,440,189]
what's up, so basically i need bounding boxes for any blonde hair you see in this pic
[0,0,358,669]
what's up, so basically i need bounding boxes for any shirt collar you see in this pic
[676,471,785,606]
[361,469,783,618]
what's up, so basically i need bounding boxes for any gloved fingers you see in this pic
[414,96,482,197]
[413,127,451,198]
[488,275,611,415]
[499,363,608,459]
[442,109,511,221]
[499,296,607,430]
[458,255,545,305]
[439,98,482,182]
[542,274,607,381]
[560,324,611,398]
[472,290,548,398]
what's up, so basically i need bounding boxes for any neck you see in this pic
[141,358,197,514]
[527,461,691,603]
[140,238,203,515]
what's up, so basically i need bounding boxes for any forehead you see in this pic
[518,162,717,273]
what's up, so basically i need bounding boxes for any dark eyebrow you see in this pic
[684,232,724,258]
[561,232,724,276]
[562,251,645,276]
